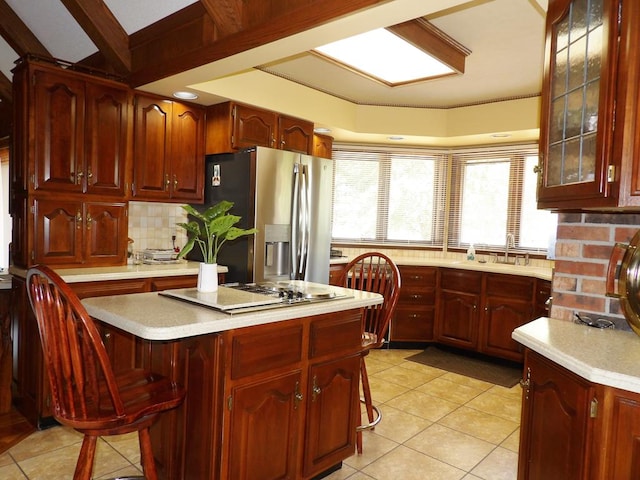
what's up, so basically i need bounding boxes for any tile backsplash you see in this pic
[127,202,189,252]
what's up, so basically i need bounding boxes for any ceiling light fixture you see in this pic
[314,127,332,134]
[388,136,404,141]
[313,18,470,87]
[173,91,198,100]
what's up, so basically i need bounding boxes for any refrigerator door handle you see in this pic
[290,163,310,280]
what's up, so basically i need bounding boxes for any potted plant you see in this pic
[176,200,257,292]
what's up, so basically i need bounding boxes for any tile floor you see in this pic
[0,348,522,479]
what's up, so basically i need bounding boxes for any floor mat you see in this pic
[406,346,523,388]
[0,407,35,455]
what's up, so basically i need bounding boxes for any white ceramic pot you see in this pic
[197,262,218,292]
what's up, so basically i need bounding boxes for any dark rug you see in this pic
[406,346,523,388]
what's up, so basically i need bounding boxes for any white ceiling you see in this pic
[0,0,548,146]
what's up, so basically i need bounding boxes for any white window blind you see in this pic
[331,145,448,246]
[448,144,557,253]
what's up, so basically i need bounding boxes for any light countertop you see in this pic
[10,261,226,283]
[513,317,640,393]
[331,256,552,281]
[82,282,382,341]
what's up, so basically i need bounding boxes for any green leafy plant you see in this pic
[176,201,257,264]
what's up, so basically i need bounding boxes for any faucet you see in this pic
[505,233,515,263]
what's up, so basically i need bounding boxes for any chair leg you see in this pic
[356,356,382,454]
[139,427,159,480]
[74,435,97,480]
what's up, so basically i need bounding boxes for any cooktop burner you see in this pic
[227,282,338,304]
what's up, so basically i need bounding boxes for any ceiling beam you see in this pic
[60,0,131,75]
[130,0,386,87]
[200,0,244,37]
[0,72,11,101]
[0,0,50,58]
[387,18,471,74]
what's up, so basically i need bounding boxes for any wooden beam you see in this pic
[0,72,11,101]
[130,0,386,87]
[387,18,471,74]
[0,0,50,58]
[200,0,244,37]
[60,0,131,75]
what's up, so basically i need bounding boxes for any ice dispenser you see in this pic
[263,224,290,281]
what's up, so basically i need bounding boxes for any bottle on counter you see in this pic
[466,244,475,261]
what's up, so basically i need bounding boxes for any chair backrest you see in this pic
[336,253,401,348]
[26,265,125,427]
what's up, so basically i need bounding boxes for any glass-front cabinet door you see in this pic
[537,0,620,209]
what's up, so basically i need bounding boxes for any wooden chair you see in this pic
[26,265,186,480]
[336,252,401,454]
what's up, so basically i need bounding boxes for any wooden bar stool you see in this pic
[336,252,401,454]
[26,265,186,480]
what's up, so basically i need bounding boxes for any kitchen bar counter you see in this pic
[513,317,640,393]
[82,283,382,340]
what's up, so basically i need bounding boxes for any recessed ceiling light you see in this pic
[314,127,332,134]
[491,133,512,138]
[314,28,454,85]
[173,91,198,100]
[388,136,404,141]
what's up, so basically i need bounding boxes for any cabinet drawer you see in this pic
[392,307,434,341]
[310,310,361,358]
[399,288,435,305]
[399,266,437,286]
[440,269,482,293]
[71,279,149,299]
[150,275,197,291]
[230,324,304,380]
[486,274,534,300]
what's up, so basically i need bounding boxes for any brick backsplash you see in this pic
[551,212,640,331]
[127,202,189,253]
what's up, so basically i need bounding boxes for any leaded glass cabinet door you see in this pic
[537,0,620,209]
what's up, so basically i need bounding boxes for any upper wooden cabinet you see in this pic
[537,0,640,209]
[13,59,131,198]
[132,94,205,202]
[206,101,314,155]
[313,133,334,159]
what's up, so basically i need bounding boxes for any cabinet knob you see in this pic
[86,213,92,230]
[165,174,170,187]
[294,381,303,409]
[87,168,93,179]
[312,376,321,401]
[173,175,178,188]
[76,211,82,229]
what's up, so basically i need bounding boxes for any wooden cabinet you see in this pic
[518,350,595,480]
[0,288,12,413]
[480,274,534,362]
[31,198,128,267]
[390,266,437,343]
[219,310,361,480]
[313,133,334,159]
[328,261,347,286]
[206,101,314,154]
[537,0,640,210]
[14,60,130,197]
[132,94,205,202]
[436,269,482,350]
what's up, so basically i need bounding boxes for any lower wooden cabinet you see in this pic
[518,349,640,480]
[219,310,362,480]
[518,350,594,480]
[390,266,436,343]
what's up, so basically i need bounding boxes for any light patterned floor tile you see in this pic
[465,391,521,423]
[369,404,431,444]
[469,446,518,480]
[372,364,440,389]
[362,445,466,480]
[343,431,399,470]
[417,377,486,405]
[439,406,520,445]
[386,390,459,422]
[405,424,495,471]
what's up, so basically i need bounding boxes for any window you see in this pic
[331,146,447,245]
[331,143,557,256]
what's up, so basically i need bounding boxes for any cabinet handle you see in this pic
[173,175,178,188]
[411,294,422,299]
[86,213,92,230]
[520,367,531,400]
[294,381,303,409]
[165,174,170,187]
[87,168,93,179]
[76,211,82,229]
[76,171,84,186]
[312,376,321,401]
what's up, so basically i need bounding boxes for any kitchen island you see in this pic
[82,284,382,480]
[513,317,640,479]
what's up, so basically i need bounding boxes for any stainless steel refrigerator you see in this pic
[193,146,333,284]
